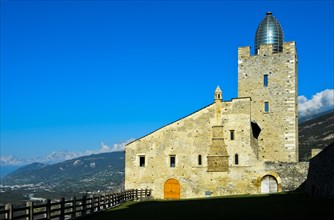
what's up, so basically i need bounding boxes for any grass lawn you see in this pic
[81,192,334,220]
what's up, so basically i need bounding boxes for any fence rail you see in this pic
[0,189,151,220]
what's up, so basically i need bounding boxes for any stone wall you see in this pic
[264,161,309,191]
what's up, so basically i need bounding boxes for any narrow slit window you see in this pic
[264,74,268,87]
[230,130,235,140]
[235,154,239,165]
[264,102,269,113]
[198,155,202,165]
[139,156,145,167]
[170,156,176,168]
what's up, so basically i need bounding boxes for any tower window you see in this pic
[264,102,269,113]
[139,156,145,167]
[198,155,202,165]
[235,154,239,165]
[230,130,235,140]
[170,155,176,167]
[264,74,268,87]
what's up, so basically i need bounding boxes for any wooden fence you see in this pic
[0,189,151,220]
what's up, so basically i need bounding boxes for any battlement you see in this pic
[238,41,297,59]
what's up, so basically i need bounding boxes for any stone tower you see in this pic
[238,12,298,162]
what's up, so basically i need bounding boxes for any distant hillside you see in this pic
[299,108,334,124]
[0,151,125,204]
[12,162,47,174]
[0,165,22,178]
[298,111,334,161]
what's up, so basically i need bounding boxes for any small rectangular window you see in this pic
[230,130,235,140]
[198,155,202,165]
[170,155,176,167]
[264,101,269,113]
[139,156,145,167]
[264,74,268,87]
[235,154,239,165]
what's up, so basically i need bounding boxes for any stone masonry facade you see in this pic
[125,17,309,199]
[238,42,299,162]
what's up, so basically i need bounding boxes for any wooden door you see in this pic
[164,178,180,199]
[261,175,278,193]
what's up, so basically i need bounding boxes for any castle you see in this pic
[125,12,309,199]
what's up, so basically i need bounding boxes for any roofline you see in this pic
[126,102,215,146]
[126,97,252,146]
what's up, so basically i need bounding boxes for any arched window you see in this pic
[198,155,202,165]
[234,154,239,165]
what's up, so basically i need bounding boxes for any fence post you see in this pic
[136,189,138,200]
[112,193,116,206]
[26,201,33,220]
[5,203,13,220]
[97,196,100,212]
[89,195,94,213]
[102,193,106,210]
[81,195,86,217]
[60,197,65,220]
[105,193,108,208]
[45,199,51,219]
[71,196,76,219]
[106,193,110,208]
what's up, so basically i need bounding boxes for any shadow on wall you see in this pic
[301,142,334,198]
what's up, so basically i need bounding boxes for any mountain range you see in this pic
[0,152,125,204]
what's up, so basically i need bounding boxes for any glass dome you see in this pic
[255,12,284,54]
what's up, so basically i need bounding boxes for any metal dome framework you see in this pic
[255,12,284,54]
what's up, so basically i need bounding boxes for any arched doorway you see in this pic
[164,178,180,199]
[261,175,278,193]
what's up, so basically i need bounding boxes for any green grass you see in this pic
[81,192,334,220]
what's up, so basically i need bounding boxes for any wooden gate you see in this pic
[260,175,278,193]
[164,178,180,199]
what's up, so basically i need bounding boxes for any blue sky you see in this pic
[1,0,333,164]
